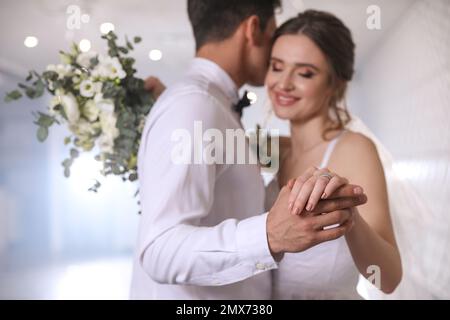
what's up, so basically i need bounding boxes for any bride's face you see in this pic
[265,34,334,122]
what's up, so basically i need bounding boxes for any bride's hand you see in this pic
[288,167,360,215]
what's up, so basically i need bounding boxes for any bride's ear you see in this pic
[334,81,347,102]
[327,77,346,100]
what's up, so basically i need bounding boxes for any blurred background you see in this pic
[0,0,449,299]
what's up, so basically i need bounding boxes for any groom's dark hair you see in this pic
[188,0,281,50]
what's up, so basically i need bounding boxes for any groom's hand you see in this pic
[144,76,166,100]
[267,185,364,258]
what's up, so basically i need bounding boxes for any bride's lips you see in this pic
[273,91,301,107]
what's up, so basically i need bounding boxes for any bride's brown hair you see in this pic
[272,10,355,139]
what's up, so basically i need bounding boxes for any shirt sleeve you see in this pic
[137,92,278,286]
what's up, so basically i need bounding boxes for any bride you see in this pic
[265,10,402,299]
[145,10,402,299]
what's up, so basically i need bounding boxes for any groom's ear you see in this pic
[243,15,264,47]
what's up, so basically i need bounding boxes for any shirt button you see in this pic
[256,263,266,271]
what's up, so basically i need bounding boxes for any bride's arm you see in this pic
[335,133,402,294]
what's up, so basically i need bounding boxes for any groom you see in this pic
[130,0,366,299]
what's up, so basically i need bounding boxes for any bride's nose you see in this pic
[278,73,295,91]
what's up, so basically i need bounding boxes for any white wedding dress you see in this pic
[264,114,437,299]
[266,130,362,300]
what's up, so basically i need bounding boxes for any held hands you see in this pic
[288,167,364,215]
[267,167,367,257]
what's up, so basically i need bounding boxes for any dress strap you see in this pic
[319,131,346,169]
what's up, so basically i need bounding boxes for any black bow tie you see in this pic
[233,90,251,118]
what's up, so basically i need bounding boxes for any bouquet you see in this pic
[4,31,154,192]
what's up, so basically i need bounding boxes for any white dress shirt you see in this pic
[130,58,277,300]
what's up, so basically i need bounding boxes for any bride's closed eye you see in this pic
[298,71,315,79]
[271,64,283,72]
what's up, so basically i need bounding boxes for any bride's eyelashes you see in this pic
[298,70,315,79]
[299,72,314,79]
[269,64,315,79]
[270,63,283,72]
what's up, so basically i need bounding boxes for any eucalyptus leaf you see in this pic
[90,56,99,68]
[125,37,134,50]
[37,126,48,142]
[62,158,73,168]
[34,112,56,128]
[64,168,71,178]
[4,90,23,102]
[70,148,79,158]
[88,180,101,193]
[111,164,122,175]
[43,71,59,82]
[34,79,45,98]
[118,47,129,54]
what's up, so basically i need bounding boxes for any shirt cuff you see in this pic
[236,212,278,273]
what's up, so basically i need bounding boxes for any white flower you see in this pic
[69,118,97,137]
[100,111,120,140]
[92,56,126,80]
[82,99,100,122]
[46,64,72,79]
[98,134,115,154]
[48,96,60,116]
[94,93,114,113]
[72,76,81,85]
[80,79,95,98]
[48,92,79,124]
[93,82,103,94]
[76,51,98,69]
[97,112,120,154]
[60,93,80,124]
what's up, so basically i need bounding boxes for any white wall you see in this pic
[348,0,450,299]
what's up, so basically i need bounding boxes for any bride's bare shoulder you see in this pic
[342,131,376,150]
[335,130,380,164]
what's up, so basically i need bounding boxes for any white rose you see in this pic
[93,56,126,80]
[76,51,98,69]
[69,118,96,137]
[94,93,114,113]
[72,76,81,84]
[99,111,120,140]
[98,134,114,154]
[98,111,119,154]
[80,79,95,98]
[82,99,100,122]
[60,93,80,124]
